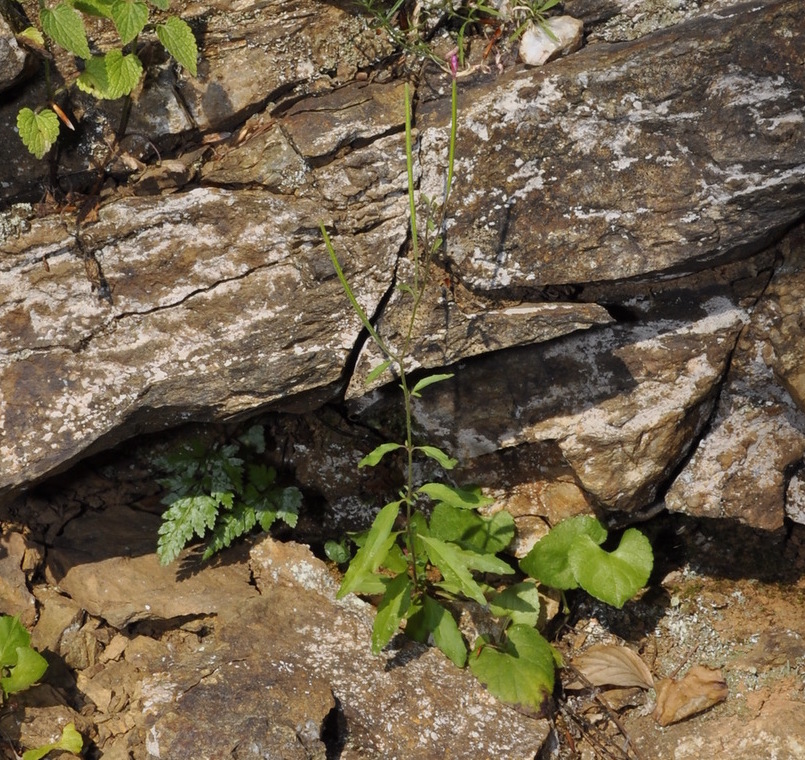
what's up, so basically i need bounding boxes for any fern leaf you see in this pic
[202,503,257,560]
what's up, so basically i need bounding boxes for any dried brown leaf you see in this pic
[652,665,728,726]
[571,644,654,689]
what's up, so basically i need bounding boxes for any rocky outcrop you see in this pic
[1,0,804,535]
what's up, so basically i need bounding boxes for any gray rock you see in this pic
[0,12,30,93]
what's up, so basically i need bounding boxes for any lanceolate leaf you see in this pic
[568,528,653,608]
[469,625,556,714]
[410,373,454,397]
[519,515,607,590]
[337,500,400,599]
[16,107,60,159]
[365,359,393,384]
[41,3,91,59]
[157,16,198,75]
[111,0,149,44]
[414,446,458,470]
[417,483,493,510]
[359,442,403,468]
[371,573,412,654]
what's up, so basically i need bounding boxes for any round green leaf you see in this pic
[519,515,607,590]
[568,528,653,608]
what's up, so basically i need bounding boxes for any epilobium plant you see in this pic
[16,0,197,158]
[323,67,653,713]
[155,425,302,565]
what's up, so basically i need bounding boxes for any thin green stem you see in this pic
[404,83,419,291]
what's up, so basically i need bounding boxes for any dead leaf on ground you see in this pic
[652,664,728,726]
[569,644,654,690]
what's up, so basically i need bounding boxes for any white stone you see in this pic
[518,15,584,67]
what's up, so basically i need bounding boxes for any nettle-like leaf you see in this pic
[22,722,83,760]
[156,16,198,75]
[111,0,149,44]
[149,0,170,9]
[74,0,115,18]
[0,616,48,698]
[469,625,557,713]
[16,108,60,159]
[76,54,111,98]
[18,26,45,46]
[337,500,400,599]
[520,515,607,590]
[405,595,467,667]
[371,572,412,654]
[429,502,515,555]
[568,528,653,608]
[104,49,144,98]
[157,493,220,564]
[41,3,91,58]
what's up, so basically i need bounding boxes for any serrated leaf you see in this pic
[275,486,301,527]
[149,0,170,9]
[246,463,276,492]
[16,107,60,159]
[156,16,197,75]
[103,49,144,98]
[469,625,556,713]
[22,722,83,760]
[359,442,403,468]
[18,26,45,46]
[337,500,400,599]
[1,645,48,697]
[568,528,653,608]
[76,54,111,98]
[74,0,114,18]
[417,482,492,510]
[202,502,257,560]
[41,3,91,59]
[410,373,454,397]
[487,582,541,627]
[429,502,515,555]
[365,360,392,384]
[157,493,219,564]
[419,535,512,605]
[519,515,608,590]
[414,446,458,470]
[111,0,149,44]
[571,644,654,690]
[238,424,266,453]
[371,573,412,654]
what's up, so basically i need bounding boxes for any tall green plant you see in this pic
[323,65,653,714]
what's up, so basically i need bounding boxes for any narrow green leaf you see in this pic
[41,3,91,58]
[568,529,653,608]
[414,446,458,470]
[410,373,454,397]
[469,625,556,713]
[16,107,60,159]
[156,16,198,75]
[371,573,412,654]
[104,49,144,98]
[359,442,403,468]
[111,0,148,44]
[365,360,393,384]
[337,500,400,599]
[415,595,467,667]
[418,482,492,510]
[519,515,607,590]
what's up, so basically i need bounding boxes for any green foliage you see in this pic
[0,615,48,699]
[155,426,302,565]
[22,723,83,760]
[520,515,653,608]
[17,0,198,157]
[323,79,655,717]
